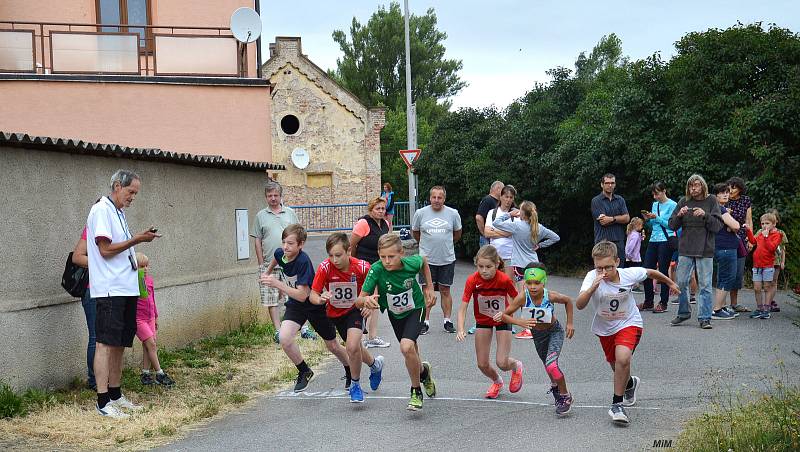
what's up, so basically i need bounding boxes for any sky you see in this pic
[259,1,800,110]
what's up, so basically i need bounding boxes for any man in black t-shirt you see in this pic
[475,181,504,247]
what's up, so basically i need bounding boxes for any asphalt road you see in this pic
[162,237,800,452]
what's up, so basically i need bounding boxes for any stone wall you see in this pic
[263,37,384,223]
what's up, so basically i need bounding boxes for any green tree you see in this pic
[332,2,465,110]
[331,2,465,203]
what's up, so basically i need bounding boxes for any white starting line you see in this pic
[274,390,662,410]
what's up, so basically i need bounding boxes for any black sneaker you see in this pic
[420,322,429,335]
[156,371,175,387]
[443,321,456,333]
[547,384,560,405]
[670,316,690,326]
[343,372,352,390]
[699,320,713,329]
[141,372,156,386]
[294,369,315,392]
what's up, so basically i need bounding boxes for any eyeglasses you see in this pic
[595,265,616,273]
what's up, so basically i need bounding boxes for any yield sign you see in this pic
[399,149,421,168]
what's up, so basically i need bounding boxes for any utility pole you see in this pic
[404,0,418,220]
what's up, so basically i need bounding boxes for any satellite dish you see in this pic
[291,148,310,169]
[230,7,262,43]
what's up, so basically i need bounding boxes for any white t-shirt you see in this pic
[486,207,513,259]
[579,267,647,336]
[86,197,139,297]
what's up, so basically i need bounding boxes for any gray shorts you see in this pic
[419,262,455,289]
[531,320,565,366]
[752,267,775,283]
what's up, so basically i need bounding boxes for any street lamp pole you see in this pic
[404,0,417,220]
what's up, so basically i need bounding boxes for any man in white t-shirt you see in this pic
[87,169,160,418]
[576,240,678,425]
[412,185,462,334]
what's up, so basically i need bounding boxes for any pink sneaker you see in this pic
[509,363,524,393]
[485,381,503,399]
[514,329,533,339]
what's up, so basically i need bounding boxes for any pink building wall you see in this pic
[0,80,273,162]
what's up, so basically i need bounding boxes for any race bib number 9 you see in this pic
[477,295,504,318]
[528,305,553,324]
[329,282,357,309]
[388,289,414,315]
[600,292,628,320]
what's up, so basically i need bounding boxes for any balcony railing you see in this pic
[0,21,251,77]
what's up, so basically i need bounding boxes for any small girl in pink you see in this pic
[136,253,175,386]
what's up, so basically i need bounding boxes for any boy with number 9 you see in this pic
[357,234,438,411]
[576,240,678,425]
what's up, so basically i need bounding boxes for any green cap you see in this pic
[524,267,547,284]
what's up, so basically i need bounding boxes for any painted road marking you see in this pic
[274,391,662,410]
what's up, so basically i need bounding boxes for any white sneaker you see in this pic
[109,394,143,411]
[364,337,391,348]
[608,403,629,424]
[96,402,129,418]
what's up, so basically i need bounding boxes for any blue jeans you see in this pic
[677,256,713,321]
[714,248,738,291]
[81,288,96,388]
[643,241,672,306]
[479,235,489,247]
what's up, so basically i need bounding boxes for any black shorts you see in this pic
[95,296,138,347]
[388,308,426,342]
[331,309,364,340]
[419,262,455,290]
[475,323,512,331]
[283,302,337,341]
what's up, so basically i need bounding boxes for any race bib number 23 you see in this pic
[388,289,414,315]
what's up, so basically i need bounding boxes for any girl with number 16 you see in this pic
[456,245,524,400]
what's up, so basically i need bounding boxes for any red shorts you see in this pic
[598,326,643,363]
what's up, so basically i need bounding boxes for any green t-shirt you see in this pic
[361,254,425,319]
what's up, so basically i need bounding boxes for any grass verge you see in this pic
[676,383,800,451]
[0,322,328,450]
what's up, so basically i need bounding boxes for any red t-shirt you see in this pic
[462,271,518,326]
[311,257,371,318]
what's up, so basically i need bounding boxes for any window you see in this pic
[96,0,151,50]
[280,114,300,135]
[307,173,333,188]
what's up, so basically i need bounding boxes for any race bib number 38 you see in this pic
[388,289,414,315]
[477,295,504,318]
[329,282,357,309]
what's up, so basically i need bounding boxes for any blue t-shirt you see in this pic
[274,248,315,307]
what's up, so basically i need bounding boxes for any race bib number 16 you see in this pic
[477,295,503,318]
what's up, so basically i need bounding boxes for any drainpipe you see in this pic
[255,0,262,78]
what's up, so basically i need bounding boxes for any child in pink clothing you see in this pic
[136,253,175,386]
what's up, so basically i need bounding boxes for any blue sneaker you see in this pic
[349,381,364,403]
[369,355,384,391]
[301,328,317,340]
[759,311,771,319]
[467,326,477,335]
[749,310,763,319]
